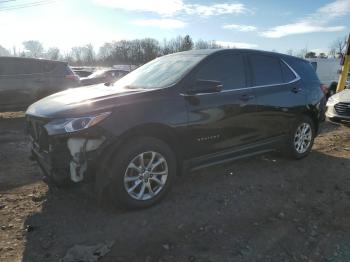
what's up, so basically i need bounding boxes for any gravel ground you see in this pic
[1,117,350,262]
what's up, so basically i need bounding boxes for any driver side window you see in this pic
[196,54,246,90]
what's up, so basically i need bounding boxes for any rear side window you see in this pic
[41,62,57,73]
[284,58,319,83]
[249,55,283,86]
[0,59,57,75]
[281,61,296,82]
[196,54,246,90]
[55,64,74,76]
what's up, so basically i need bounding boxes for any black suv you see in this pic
[0,57,80,111]
[26,49,325,209]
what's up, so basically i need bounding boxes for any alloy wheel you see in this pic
[294,122,312,154]
[123,151,168,201]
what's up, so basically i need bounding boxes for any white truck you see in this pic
[307,58,341,97]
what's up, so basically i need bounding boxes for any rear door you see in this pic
[184,53,260,158]
[248,54,305,139]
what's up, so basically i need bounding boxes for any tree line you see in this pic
[0,34,348,66]
[0,35,223,66]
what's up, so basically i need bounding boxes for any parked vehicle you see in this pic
[26,49,326,209]
[0,57,80,111]
[73,69,94,78]
[326,88,350,122]
[346,73,350,89]
[80,69,129,86]
[307,58,341,98]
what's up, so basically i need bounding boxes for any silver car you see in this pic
[326,88,350,122]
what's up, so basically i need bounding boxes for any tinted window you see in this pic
[41,62,56,73]
[0,59,56,75]
[196,54,246,90]
[281,61,296,82]
[250,55,283,86]
[284,58,319,83]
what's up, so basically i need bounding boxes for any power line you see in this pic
[0,0,56,11]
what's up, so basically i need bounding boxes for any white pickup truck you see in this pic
[307,58,341,97]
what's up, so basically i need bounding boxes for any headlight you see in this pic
[45,112,111,135]
[326,96,338,106]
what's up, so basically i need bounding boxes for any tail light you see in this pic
[65,74,79,81]
[320,84,328,95]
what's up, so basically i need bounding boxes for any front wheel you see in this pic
[108,137,176,209]
[285,116,315,159]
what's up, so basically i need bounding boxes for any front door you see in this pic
[184,53,260,159]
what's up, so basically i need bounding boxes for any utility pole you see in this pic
[336,33,350,93]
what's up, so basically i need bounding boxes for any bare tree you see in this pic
[297,47,308,58]
[0,45,10,56]
[46,47,60,60]
[140,38,160,63]
[12,46,17,56]
[195,39,210,49]
[84,44,95,65]
[71,46,85,65]
[286,49,294,56]
[22,40,44,58]
[329,36,347,58]
[328,47,337,58]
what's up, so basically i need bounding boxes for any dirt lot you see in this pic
[1,115,350,262]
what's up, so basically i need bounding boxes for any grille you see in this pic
[334,102,350,116]
[27,117,49,151]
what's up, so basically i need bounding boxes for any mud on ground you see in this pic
[1,117,350,262]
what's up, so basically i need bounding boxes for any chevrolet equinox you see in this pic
[26,49,326,209]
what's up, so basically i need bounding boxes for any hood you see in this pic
[26,83,150,119]
[332,89,350,102]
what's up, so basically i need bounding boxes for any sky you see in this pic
[0,0,349,54]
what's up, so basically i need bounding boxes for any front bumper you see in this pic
[27,117,107,183]
[325,103,350,121]
[30,136,105,183]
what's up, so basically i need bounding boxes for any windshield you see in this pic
[113,54,205,89]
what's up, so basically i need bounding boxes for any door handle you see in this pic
[291,87,302,93]
[239,94,255,101]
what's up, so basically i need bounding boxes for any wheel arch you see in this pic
[98,122,184,174]
[302,108,320,134]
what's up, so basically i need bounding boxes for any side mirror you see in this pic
[187,80,223,95]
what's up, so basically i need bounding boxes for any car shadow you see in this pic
[21,149,350,262]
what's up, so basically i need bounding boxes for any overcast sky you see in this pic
[0,0,349,53]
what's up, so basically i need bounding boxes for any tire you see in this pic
[285,115,315,159]
[108,137,176,209]
[44,169,73,188]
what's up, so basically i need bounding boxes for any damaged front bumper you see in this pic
[28,117,108,184]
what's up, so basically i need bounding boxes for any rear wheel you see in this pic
[285,116,315,159]
[108,137,176,209]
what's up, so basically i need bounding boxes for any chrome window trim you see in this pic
[180,58,301,97]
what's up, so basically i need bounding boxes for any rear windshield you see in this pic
[112,54,205,89]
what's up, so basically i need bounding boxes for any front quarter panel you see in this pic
[99,88,188,144]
